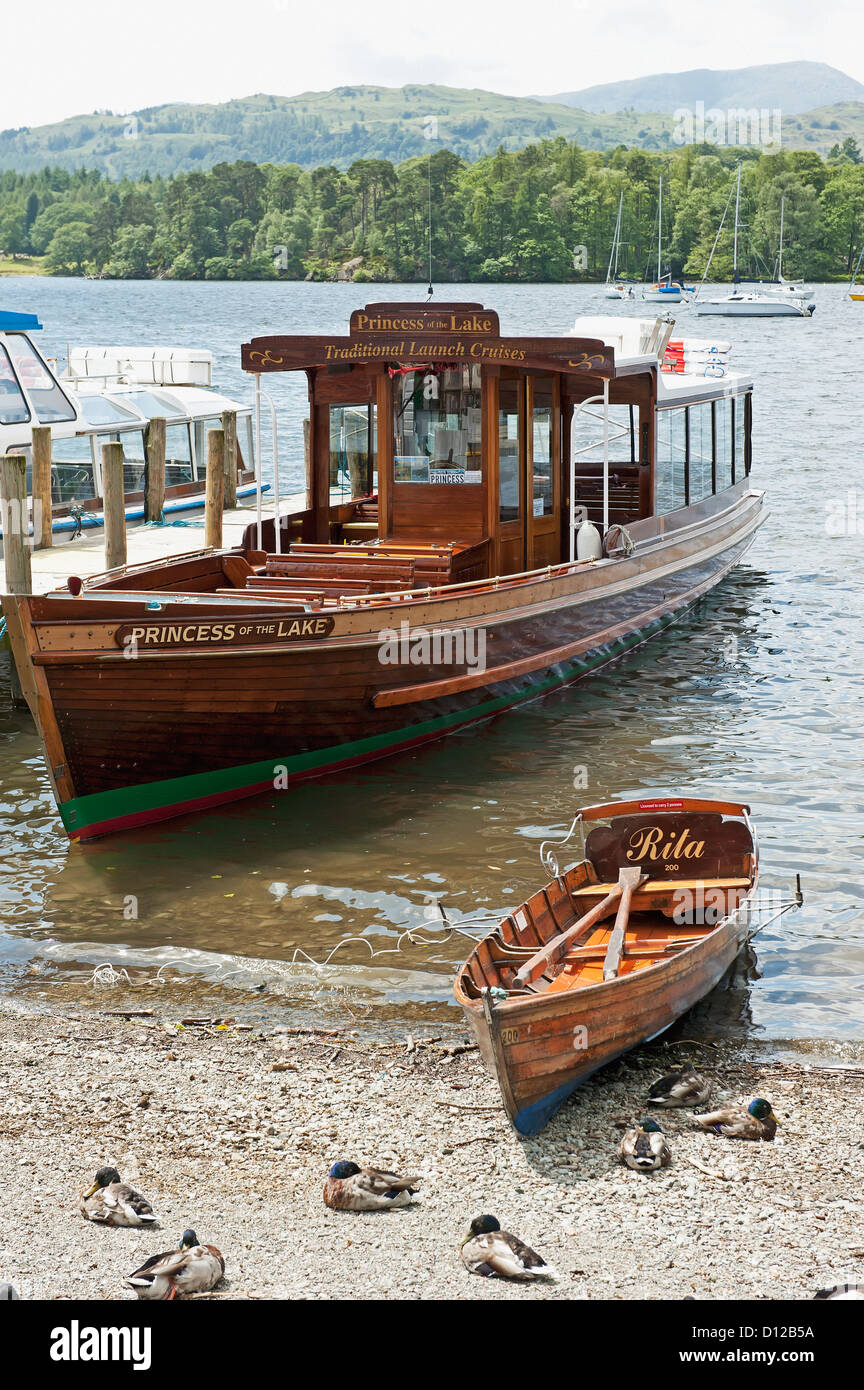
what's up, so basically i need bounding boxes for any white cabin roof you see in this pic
[571,314,754,399]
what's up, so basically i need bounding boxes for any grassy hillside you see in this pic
[2,82,864,179]
[0,88,689,177]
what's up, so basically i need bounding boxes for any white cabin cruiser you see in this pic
[0,311,261,537]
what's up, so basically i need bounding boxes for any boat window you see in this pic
[570,402,634,464]
[100,430,148,493]
[499,378,521,521]
[531,378,554,518]
[655,409,687,514]
[193,416,223,474]
[166,423,193,484]
[0,345,30,424]
[50,435,98,504]
[735,395,747,478]
[6,334,76,423]
[716,399,733,490]
[329,404,376,501]
[115,389,181,420]
[77,394,142,426]
[687,402,714,502]
[393,366,482,484]
[237,414,254,473]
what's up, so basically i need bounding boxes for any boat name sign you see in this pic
[114,616,335,649]
[625,826,706,863]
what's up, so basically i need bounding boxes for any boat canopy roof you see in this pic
[572,314,754,399]
[71,382,249,430]
[0,311,42,332]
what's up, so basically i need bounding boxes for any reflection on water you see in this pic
[1,280,863,1048]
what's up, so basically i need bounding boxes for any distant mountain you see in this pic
[0,88,670,178]
[543,61,864,115]
[1,73,864,179]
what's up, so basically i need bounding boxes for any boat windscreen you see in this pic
[0,344,30,424]
[5,333,76,423]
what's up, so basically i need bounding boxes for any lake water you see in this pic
[0,276,862,1048]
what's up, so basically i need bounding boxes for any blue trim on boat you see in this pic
[512,1019,678,1135]
[48,482,269,534]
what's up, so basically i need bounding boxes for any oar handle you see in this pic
[602,870,647,981]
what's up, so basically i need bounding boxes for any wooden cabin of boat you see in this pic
[241,301,753,580]
[3,298,763,842]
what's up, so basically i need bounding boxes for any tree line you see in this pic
[1,138,863,282]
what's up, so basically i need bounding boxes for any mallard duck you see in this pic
[323,1161,421,1211]
[461,1215,556,1281]
[647,1061,712,1108]
[619,1118,671,1172]
[0,1283,19,1300]
[79,1166,159,1226]
[814,1285,864,1300]
[125,1229,224,1301]
[695,1097,779,1141]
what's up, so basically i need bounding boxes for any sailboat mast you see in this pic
[733,163,741,278]
[606,192,623,284]
[657,175,663,282]
[778,195,785,281]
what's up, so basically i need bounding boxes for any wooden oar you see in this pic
[512,882,625,989]
[602,867,648,981]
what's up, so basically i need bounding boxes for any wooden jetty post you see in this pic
[205,428,225,548]
[0,454,32,594]
[145,417,166,523]
[101,441,127,571]
[222,409,237,509]
[31,426,53,550]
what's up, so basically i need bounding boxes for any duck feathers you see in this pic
[323,1164,421,1211]
[647,1064,712,1108]
[125,1242,224,1301]
[462,1230,555,1281]
[80,1181,158,1227]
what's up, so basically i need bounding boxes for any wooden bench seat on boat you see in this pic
[570,876,752,896]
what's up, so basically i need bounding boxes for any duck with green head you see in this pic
[79,1166,159,1226]
[461,1215,556,1281]
[695,1098,780,1141]
[323,1161,421,1211]
[125,1229,224,1301]
[619,1118,672,1172]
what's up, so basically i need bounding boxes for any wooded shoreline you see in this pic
[1,139,862,284]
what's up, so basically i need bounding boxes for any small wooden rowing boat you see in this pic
[454,796,758,1135]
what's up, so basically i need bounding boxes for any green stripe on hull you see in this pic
[59,613,675,835]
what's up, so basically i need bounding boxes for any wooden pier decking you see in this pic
[2,493,297,596]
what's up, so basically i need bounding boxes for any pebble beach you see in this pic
[1,999,862,1301]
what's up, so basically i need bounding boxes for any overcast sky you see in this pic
[3,0,862,129]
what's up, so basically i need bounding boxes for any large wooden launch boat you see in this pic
[2,302,764,840]
[454,796,758,1135]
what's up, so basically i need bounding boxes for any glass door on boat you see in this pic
[498,372,561,574]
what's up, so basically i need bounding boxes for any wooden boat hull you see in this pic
[460,903,752,1135]
[3,485,763,840]
[454,797,758,1134]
